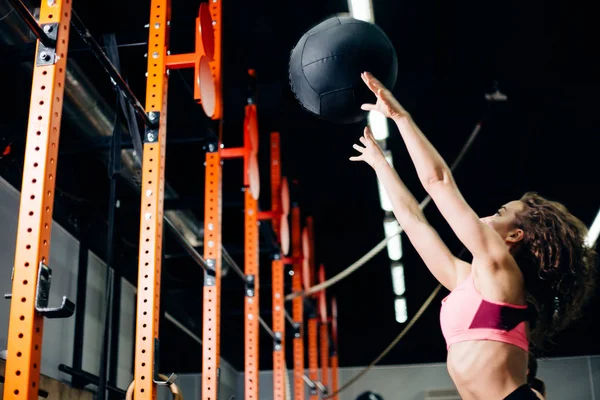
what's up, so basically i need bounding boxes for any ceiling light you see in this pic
[391,262,405,296]
[383,216,402,260]
[585,207,600,248]
[368,111,388,140]
[394,297,407,323]
[348,0,374,23]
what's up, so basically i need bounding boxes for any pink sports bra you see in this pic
[440,272,529,352]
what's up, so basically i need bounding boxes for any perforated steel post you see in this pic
[4,1,72,398]
[318,265,330,389]
[291,206,305,400]
[306,217,319,400]
[220,77,259,399]
[269,132,285,400]
[133,1,171,399]
[202,148,222,400]
[330,297,339,400]
[244,188,259,399]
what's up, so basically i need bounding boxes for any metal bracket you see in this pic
[292,322,301,338]
[314,380,328,395]
[36,23,58,66]
[301,374,317,394]
[144,112,160,142]
[273,331,282,351]
[245,274,255,297]
[6,262,77,319]
[204,258,216,286]
[153,338,177,385]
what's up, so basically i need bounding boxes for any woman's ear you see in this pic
[507,228,524,244]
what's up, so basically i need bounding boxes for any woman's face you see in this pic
[480,200,525,246]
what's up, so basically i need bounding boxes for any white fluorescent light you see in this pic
[377,180,393,211]
[384,217,402,260]
[348,0,374,23]
[377,151,394,211]
[391,262,405,296]
[368,111,389,140]
[394,297,408,323]
[585,207,600,248]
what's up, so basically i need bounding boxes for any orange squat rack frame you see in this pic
[4,1,75,399]
[318,264,330,390]
[290,203,305,400]
[132,0,223,399]
[256,132,288,400]
[305,217,319,400]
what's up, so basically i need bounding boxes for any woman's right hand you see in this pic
[350,126,386,168]
[360,71,409,121]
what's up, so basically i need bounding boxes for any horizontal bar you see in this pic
[57,364,126,396]
[282,256,302,264]
[70,9,155,128]
[220,147,246,159]
[7,0,56,48]
[164,216,209,272]
[257,210,276,220]
[166,53,195,69]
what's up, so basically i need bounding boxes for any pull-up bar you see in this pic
[7,0,56,49]
[69,9,155,129]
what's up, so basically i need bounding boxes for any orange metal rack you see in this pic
[4,1,75,399]
[329,297,339,400]
[257,132,289,400]
[132,1,222,399]
[132,1,172,399]
[305,217,319,400]
[318,264,330,390]
[220,70,261,400]
[290,202,305,400]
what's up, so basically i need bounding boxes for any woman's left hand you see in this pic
[350,125,386,168]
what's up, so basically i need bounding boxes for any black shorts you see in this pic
[504,384,540,399]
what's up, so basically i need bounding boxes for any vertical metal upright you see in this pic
[291,204,304,400]
[264,132,286,400]
[318,264,329,390]
[243,104,259,400]
[219,69,259,399]
[202,0,223,394]
[306,217,319,400]
[133,1,170,399]
[4,1,74,398]
[329,297,339,400]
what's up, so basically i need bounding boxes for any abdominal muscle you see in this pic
[447,340,528,400]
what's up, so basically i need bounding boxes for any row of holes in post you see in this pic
[137,1,167,390]
[247,196,256,399]
[204,155,217,399]
[138,144,161,392]
[12,42,68,394]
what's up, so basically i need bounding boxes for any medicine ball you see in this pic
[355,391,385,400]
[289,15,398,124]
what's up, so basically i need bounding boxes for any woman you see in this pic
[350,72,597,399]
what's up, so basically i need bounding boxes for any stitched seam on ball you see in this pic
[299,39,319,97]
[302,53,353,68]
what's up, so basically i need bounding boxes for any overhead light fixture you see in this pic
[394,296,407,323]
[348,0,374,23]
[377,152,394,211]
[383,215,402,261]
[390,262,405,296]
[368,111,389,141]
[585,207,600,248]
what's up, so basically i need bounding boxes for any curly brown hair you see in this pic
[510,192,598,352]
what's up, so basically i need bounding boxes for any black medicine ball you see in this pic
[289,15,398,124]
